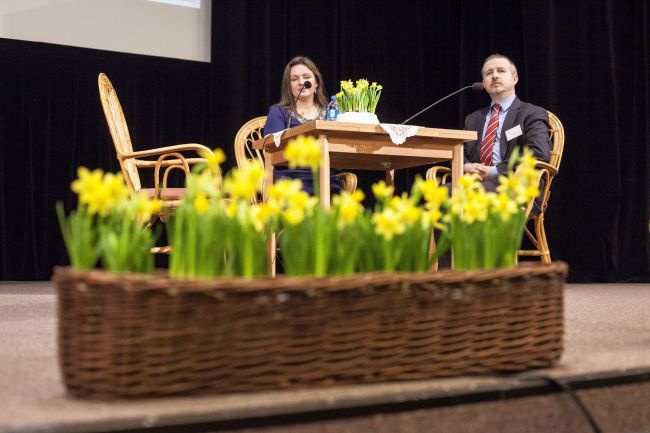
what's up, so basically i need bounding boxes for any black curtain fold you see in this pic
[209,0,649,282]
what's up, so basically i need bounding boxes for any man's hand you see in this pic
[463,163,491,181]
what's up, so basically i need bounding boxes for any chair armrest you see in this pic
[135,157,207,169]
[118,143,212,160]
[535,161,558,176]
[426,166,451,182]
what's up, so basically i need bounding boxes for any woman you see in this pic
[263,56,342,195]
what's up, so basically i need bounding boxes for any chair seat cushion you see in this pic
[140,188,186,200]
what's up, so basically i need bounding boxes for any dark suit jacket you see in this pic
[464,96,551,177]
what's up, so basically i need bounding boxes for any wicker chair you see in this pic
[98,73,216,252]
[517,111,565,263]
[234,116,358,202]
[425,110,565,264]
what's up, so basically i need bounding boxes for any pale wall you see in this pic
[0,0,211,62]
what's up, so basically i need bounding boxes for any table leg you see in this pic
[449,144,463,269]
[451,144,463,191]
[319,134,330,209]
[263,150,273,203]
[385,169,395,187]
[264,152,276,276]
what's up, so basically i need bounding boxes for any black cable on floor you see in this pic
[515,373,603,433]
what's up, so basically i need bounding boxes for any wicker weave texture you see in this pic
[54,263,567,399]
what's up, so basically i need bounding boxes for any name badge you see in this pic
[505,124,523,141]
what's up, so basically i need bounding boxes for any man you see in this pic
[463,54,551,191]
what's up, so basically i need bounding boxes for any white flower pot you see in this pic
[337,112,379,124]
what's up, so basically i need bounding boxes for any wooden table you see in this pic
[254,121,476,274]
[253,120,477,208]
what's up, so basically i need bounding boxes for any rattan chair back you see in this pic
[233,116,267,203]
[234,116,267,172]
[234,116,359,202]
[98,73,141,192]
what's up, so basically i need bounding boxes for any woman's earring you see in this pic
[314,88,318,94]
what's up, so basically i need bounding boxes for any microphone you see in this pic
[287,81,313,129]
[400,82,484,125]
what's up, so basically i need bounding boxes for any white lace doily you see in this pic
[379,123,419,145]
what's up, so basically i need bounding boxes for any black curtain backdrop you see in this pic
[0,38,210,280]
[210,0,650,283]
[0,0,648,282]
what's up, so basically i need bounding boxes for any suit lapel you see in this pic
[500,97,521,158]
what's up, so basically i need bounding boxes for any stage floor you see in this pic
[1,281,649,433]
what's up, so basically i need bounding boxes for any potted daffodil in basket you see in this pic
[440,148,545,270]
[53,137,567,400]
[56,167,162,273]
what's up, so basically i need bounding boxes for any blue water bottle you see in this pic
[327,95,339,121]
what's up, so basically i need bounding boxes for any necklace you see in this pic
[291,106,324,123]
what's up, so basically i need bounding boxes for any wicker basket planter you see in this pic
[54,262,567,399]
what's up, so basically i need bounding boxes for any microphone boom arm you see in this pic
[286,81,313,129]
[401,84,474,125]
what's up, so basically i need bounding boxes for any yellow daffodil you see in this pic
[372,208,405,241]
[491,192,519,220]
[223,165,260,202]
[418,179,448,205]
[389,195,421,224]
[71,168,129,216]
[460,192,491,224]
[523,184,540,202]
[241,160,264,183]
[423,204,443,228]
[496,174,519,195]
[519,149,537,171]
[288,190,317,212]
[268,179,304,208]
[372,180,394,201]
[283,207,305,226]
[225,202,238,218]
[457,173,481,194]
[71,167,104,205]
[402,206,422,224]
[103,173,129,204]
[192,169,220,198]
[250,203,277,232]
[193,193,210,214]
[340,80,353,90]
[333,190,365,227]
[284,135,322,171]
[199,148,226,174]
[133,192,162,223]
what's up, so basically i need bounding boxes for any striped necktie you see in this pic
[480,104,501,166]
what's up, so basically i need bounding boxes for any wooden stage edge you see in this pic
[1,282,649,433]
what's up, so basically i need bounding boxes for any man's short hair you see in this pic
[482,54,518,77]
